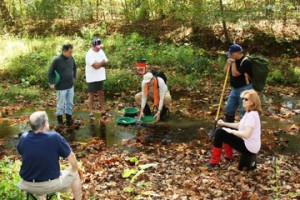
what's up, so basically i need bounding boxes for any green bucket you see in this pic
[54,70,60,85]
[141,116,155,123]
[136,58,147,62]
[117,117,136,125]
[124,107,139,117]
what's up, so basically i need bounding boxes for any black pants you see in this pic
[214,127,255,156]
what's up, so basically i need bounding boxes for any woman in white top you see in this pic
[206,89,261,170]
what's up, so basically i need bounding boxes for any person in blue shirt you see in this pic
[17,111,82,200]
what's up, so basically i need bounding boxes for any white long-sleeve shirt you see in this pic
[141,77,168,111]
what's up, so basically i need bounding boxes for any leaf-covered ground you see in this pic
[0,83,299,199]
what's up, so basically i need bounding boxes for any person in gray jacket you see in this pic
[48,44,77,126]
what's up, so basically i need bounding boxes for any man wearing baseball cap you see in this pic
[85,38,109,120]
[220,44,253,162]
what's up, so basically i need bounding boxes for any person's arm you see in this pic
[154,79,168,121]
[67,151,78,172]
[48,58,57,89]
[73,57,77,82]
[91,51,109,69]
[57,134,78,171]
[237,58,252,78]
[224,60,231,74]
[222,126,253,139]
[222,112,257,139]
[158,81,167,111]
[138,83,147,120]
[228,59,241,77]
[91,60,108,69]
[217,119,239,129]
[140,83,147,110]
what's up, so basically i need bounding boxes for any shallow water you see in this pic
[0,96,299,154]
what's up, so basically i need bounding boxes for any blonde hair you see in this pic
[241,89,262,114]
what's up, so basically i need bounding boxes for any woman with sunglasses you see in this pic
[206,89,262,170]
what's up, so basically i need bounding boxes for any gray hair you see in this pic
[29,111,49,131]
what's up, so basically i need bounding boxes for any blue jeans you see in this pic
[56,87,74,116]
[225,84,253,118]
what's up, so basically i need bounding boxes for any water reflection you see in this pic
[282,96,300,109]
[0,120,18,139]
[1,95,299,154]
[88,120,106,140]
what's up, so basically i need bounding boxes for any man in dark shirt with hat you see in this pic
[222,44,253,160]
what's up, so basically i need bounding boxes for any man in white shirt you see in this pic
[135,72,172,122]
[85,38,109,120]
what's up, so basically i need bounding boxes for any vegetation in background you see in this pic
[0,0,299,52]
[0,157,73,200]
[1,0,299,27]
[0,30,299,106]
[0,157,23,199]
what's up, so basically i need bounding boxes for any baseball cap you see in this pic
[226,44,243,55]
[92,38,104,49]
[142,72,154,84]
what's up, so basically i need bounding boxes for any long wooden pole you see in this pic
[215,65,230,121]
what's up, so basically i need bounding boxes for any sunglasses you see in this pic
[241,97,249,101]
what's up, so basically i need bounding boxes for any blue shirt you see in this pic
[17,131,71,181]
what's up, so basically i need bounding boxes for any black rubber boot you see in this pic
[143,104,152,116]
[238,154,257,171]
[225,115,235,123]
[57,115,63,125]
[66,114,73,127]
[160,106,169,120]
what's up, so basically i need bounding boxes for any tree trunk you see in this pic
[0,0,14,26]
[219,0,231,44]
[96,0,99,21]
[243,0,250,25]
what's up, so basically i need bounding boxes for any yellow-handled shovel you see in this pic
[208,65,230,138]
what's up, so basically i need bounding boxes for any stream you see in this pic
[0,95,299,155]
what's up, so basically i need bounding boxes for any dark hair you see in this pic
[62,44,73,52]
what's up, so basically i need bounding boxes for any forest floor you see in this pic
[0,81,299,199]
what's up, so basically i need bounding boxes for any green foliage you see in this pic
[0,36,87,89]
[80,23,108,40]
[0,157,24,199]
[268,69,283,85]
[105,69,140,91]
[9,51,51,88]
[0,33,299,100]
[0,157,73,200]
[0,84,41,105]
[285,65,300,85]
[267,63,300,86]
